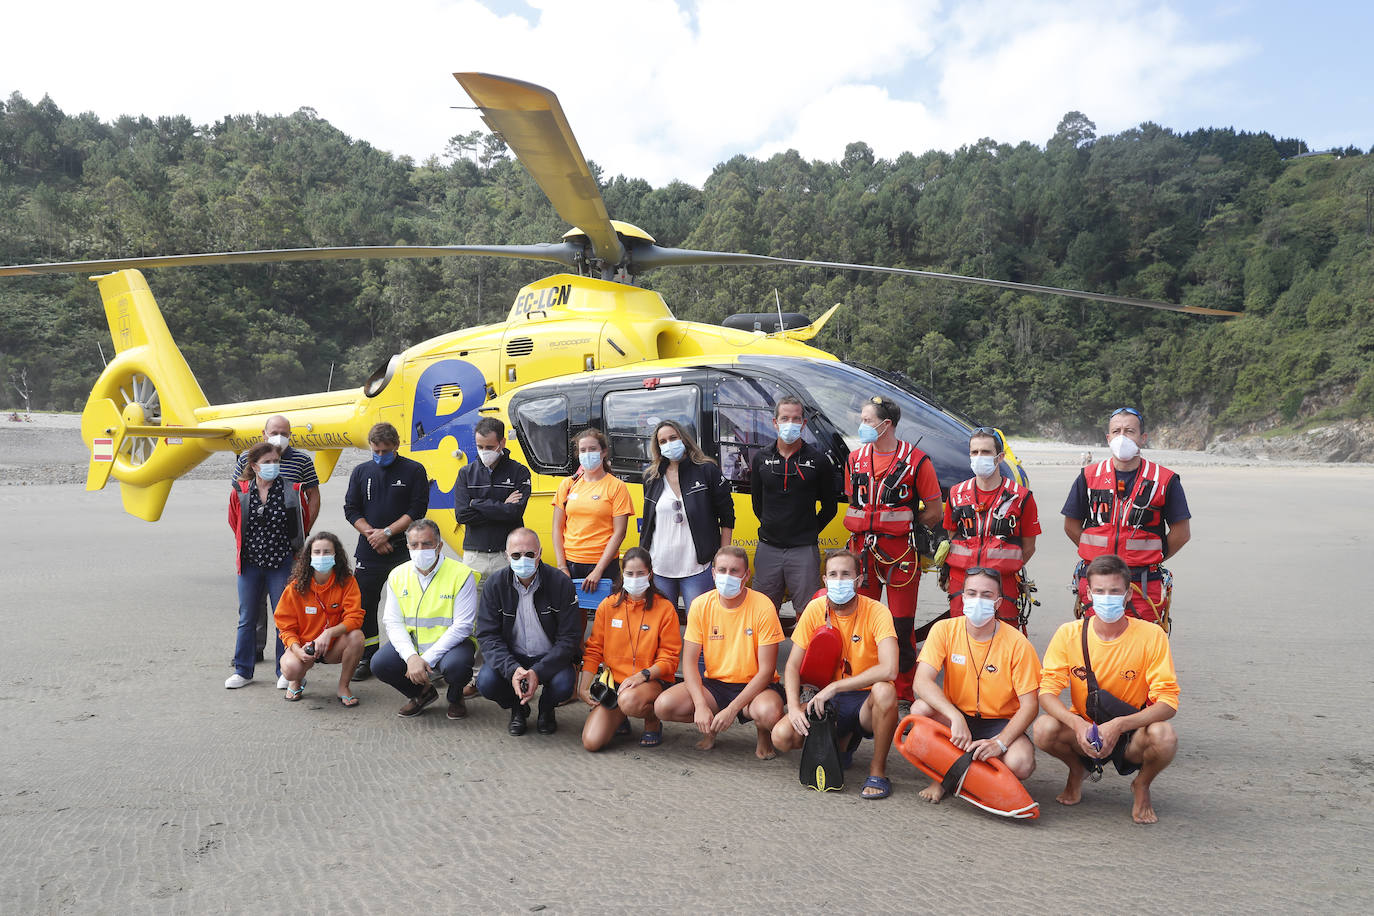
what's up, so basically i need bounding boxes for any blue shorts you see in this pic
[965,715,1012,742]
[703,677,782,723]
[830,689,874,738]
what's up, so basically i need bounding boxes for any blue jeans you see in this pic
[476,653,576,712]
[235,560,292,679]
[372,638,477,703]
[656,566,715,615]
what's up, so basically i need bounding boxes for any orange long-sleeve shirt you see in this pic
[274,572,364,651]
[582,593,682,684]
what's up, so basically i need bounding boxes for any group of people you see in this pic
[223,398,1191,823]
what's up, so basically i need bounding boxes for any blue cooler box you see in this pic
[572,577,612,610]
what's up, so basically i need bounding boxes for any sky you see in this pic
[4,0,1371,188]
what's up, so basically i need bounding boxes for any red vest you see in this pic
[844,441,929,538]
[945,476,1030,573]
[1077,458,1175,567]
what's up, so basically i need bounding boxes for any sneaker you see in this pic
[397,685,439,718]
[353,659,373,682]
[225,674,252,689]
[447,696,468,720]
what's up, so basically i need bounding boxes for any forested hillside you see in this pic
[2,93,1371,441]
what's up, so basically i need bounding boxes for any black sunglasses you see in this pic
[966,566,1002,579]
[970,426,1005,451]
[508,550,537,559]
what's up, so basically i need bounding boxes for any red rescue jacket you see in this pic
[1077,458,1174,567]
[945,476,1031,573]
[844,441,930,538]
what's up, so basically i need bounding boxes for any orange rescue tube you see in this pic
[894,714,1039,819]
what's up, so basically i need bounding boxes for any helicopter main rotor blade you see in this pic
[454,72,624,269]
[0,243,583,277]
[630,247,1240,317]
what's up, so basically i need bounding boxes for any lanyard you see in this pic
[963,621,999,718]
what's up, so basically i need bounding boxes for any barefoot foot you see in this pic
[1131,778,1158,824]
[918,780,946,803]
[1056,767,1085,806]
[695,734,717,751]
[755,733,777,760]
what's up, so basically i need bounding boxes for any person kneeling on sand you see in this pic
[577,547,682,751]
[372,520,479,720]
[912,567,1041,803]
[1033,553,1180,824]
[275,532,365,705]
[654,546,784,759]
[771,549,899,798]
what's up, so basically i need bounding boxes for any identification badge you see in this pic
[611,618,624,629]
[305,605,318,616]
[951,653,966,665]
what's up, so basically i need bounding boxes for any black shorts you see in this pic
[965,715,1012,743]
[1079,727,1139,776]
[703,678,783,723]
[830,689,874,738]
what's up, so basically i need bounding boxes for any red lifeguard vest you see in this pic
[844,441,929,538]
[1077,458,1175,567]
[945,476,1030,573]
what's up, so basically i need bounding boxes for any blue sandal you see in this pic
[861,775,892,799]
[284,685,304,701]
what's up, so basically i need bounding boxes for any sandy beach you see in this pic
[2,418,1371,913]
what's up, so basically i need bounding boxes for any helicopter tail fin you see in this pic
[79,270,231,520]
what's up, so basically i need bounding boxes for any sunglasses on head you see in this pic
[508,550,537,559]
[1111,407,1142,420]
[965,566,1001,579]
[970,426,1004,450]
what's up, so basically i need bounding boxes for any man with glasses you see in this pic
[1061,407,1191,629]
[944,428,1040,631]
[371,520,478,719]
[750,395,838,624]
[474,528,582,736]
[844,395,944,705]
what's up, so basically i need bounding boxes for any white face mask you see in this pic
[1109,435,1140,461]
[477,448,501,468]
[622,574,651,597]
[266,434,290,449]
[777,421,802,444]
[962,594,997,626]
[714,572,743,599]
[411,547,440,572]
[970,455,998,478]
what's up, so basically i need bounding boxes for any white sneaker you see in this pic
[225,674,252,689]
[276,675,288,689]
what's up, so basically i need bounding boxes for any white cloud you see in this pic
[1,0,1254,191]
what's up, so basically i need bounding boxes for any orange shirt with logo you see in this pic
[793,595,897,688]
[582,593,682,684]
[554,473,634,563]
[918,618,1042,719]
[1040,618,1180,715]
[274,572,364,651]
[684,588,783,684]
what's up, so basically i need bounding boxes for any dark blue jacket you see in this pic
[454,450,532,552]
[475,562,582,681]
[342,455,430,563]
[640,459,735,566]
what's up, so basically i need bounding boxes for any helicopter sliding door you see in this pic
[595,377,705,484]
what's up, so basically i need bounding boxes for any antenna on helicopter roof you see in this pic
[774,289,784,335]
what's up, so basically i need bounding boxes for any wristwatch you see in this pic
[641,668,653,684]
[382,527,391,538]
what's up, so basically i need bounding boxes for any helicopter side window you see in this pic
[602,385,700,479]
[511,394,571,473]
[715,376,819,493]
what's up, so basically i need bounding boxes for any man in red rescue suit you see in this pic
[1061,407,1191,628]
[944,427,1040,631]
[844,395,943,704]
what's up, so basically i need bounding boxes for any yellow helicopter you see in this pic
[0,73,1236,559]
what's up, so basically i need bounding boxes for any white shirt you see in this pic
[380,559,478,665]
[651,480,706,579]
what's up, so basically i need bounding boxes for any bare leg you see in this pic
[1125,721,1177,824]
[580,704,627,752]
[617,681,664,733]
[333,631,365,698]
[911,699,953,803]
[1033,715,1087,806]
[861,682,898,796]
[746,690,783,760]
[653,683,717,750]
[280,651,311,691]
[1004,734,1037,780]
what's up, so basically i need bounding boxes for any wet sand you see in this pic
[2,433,1372,913]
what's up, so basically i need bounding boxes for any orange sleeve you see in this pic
[653,596,682,676]
[754,598,785,646]
[582,597,612,674]
[916,618,951,670]
[611,478,633,516]
[274,588,303,650]
[552,476,571,509]
[1009,633,1042,698]
[868,600,897,644]
[1039,622,1074,698]
[1143,628,1180,710]
[684,595,706,645]
[791,599,824,650]
[339,576,364,632]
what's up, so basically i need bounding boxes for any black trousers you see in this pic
[354,552,408,661]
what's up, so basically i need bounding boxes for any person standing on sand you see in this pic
[1033,554,1180,824]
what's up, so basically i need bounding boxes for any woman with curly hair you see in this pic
[274,531,365,705]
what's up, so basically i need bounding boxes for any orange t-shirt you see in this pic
[684,588,783,684]
[793,595,897,688]
[273,572,365,650]
[917,617,1041,719]
[1039,618,1180,715]
[554,472,634,563]
[582,593,683,684]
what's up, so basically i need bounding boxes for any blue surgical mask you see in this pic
[578,451,602,471]
[1093,593,1127,624]
[310,555,336,573]
[714,572,743,599]
[962,594,997,626]
[372,451,397,467]
[777,422,802,444]
[970,455,998,478]
[660,439,686,462]
[258,461,281,481]
[510,556,538,579]
[858,423,880,444]
[825,578,856,605]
